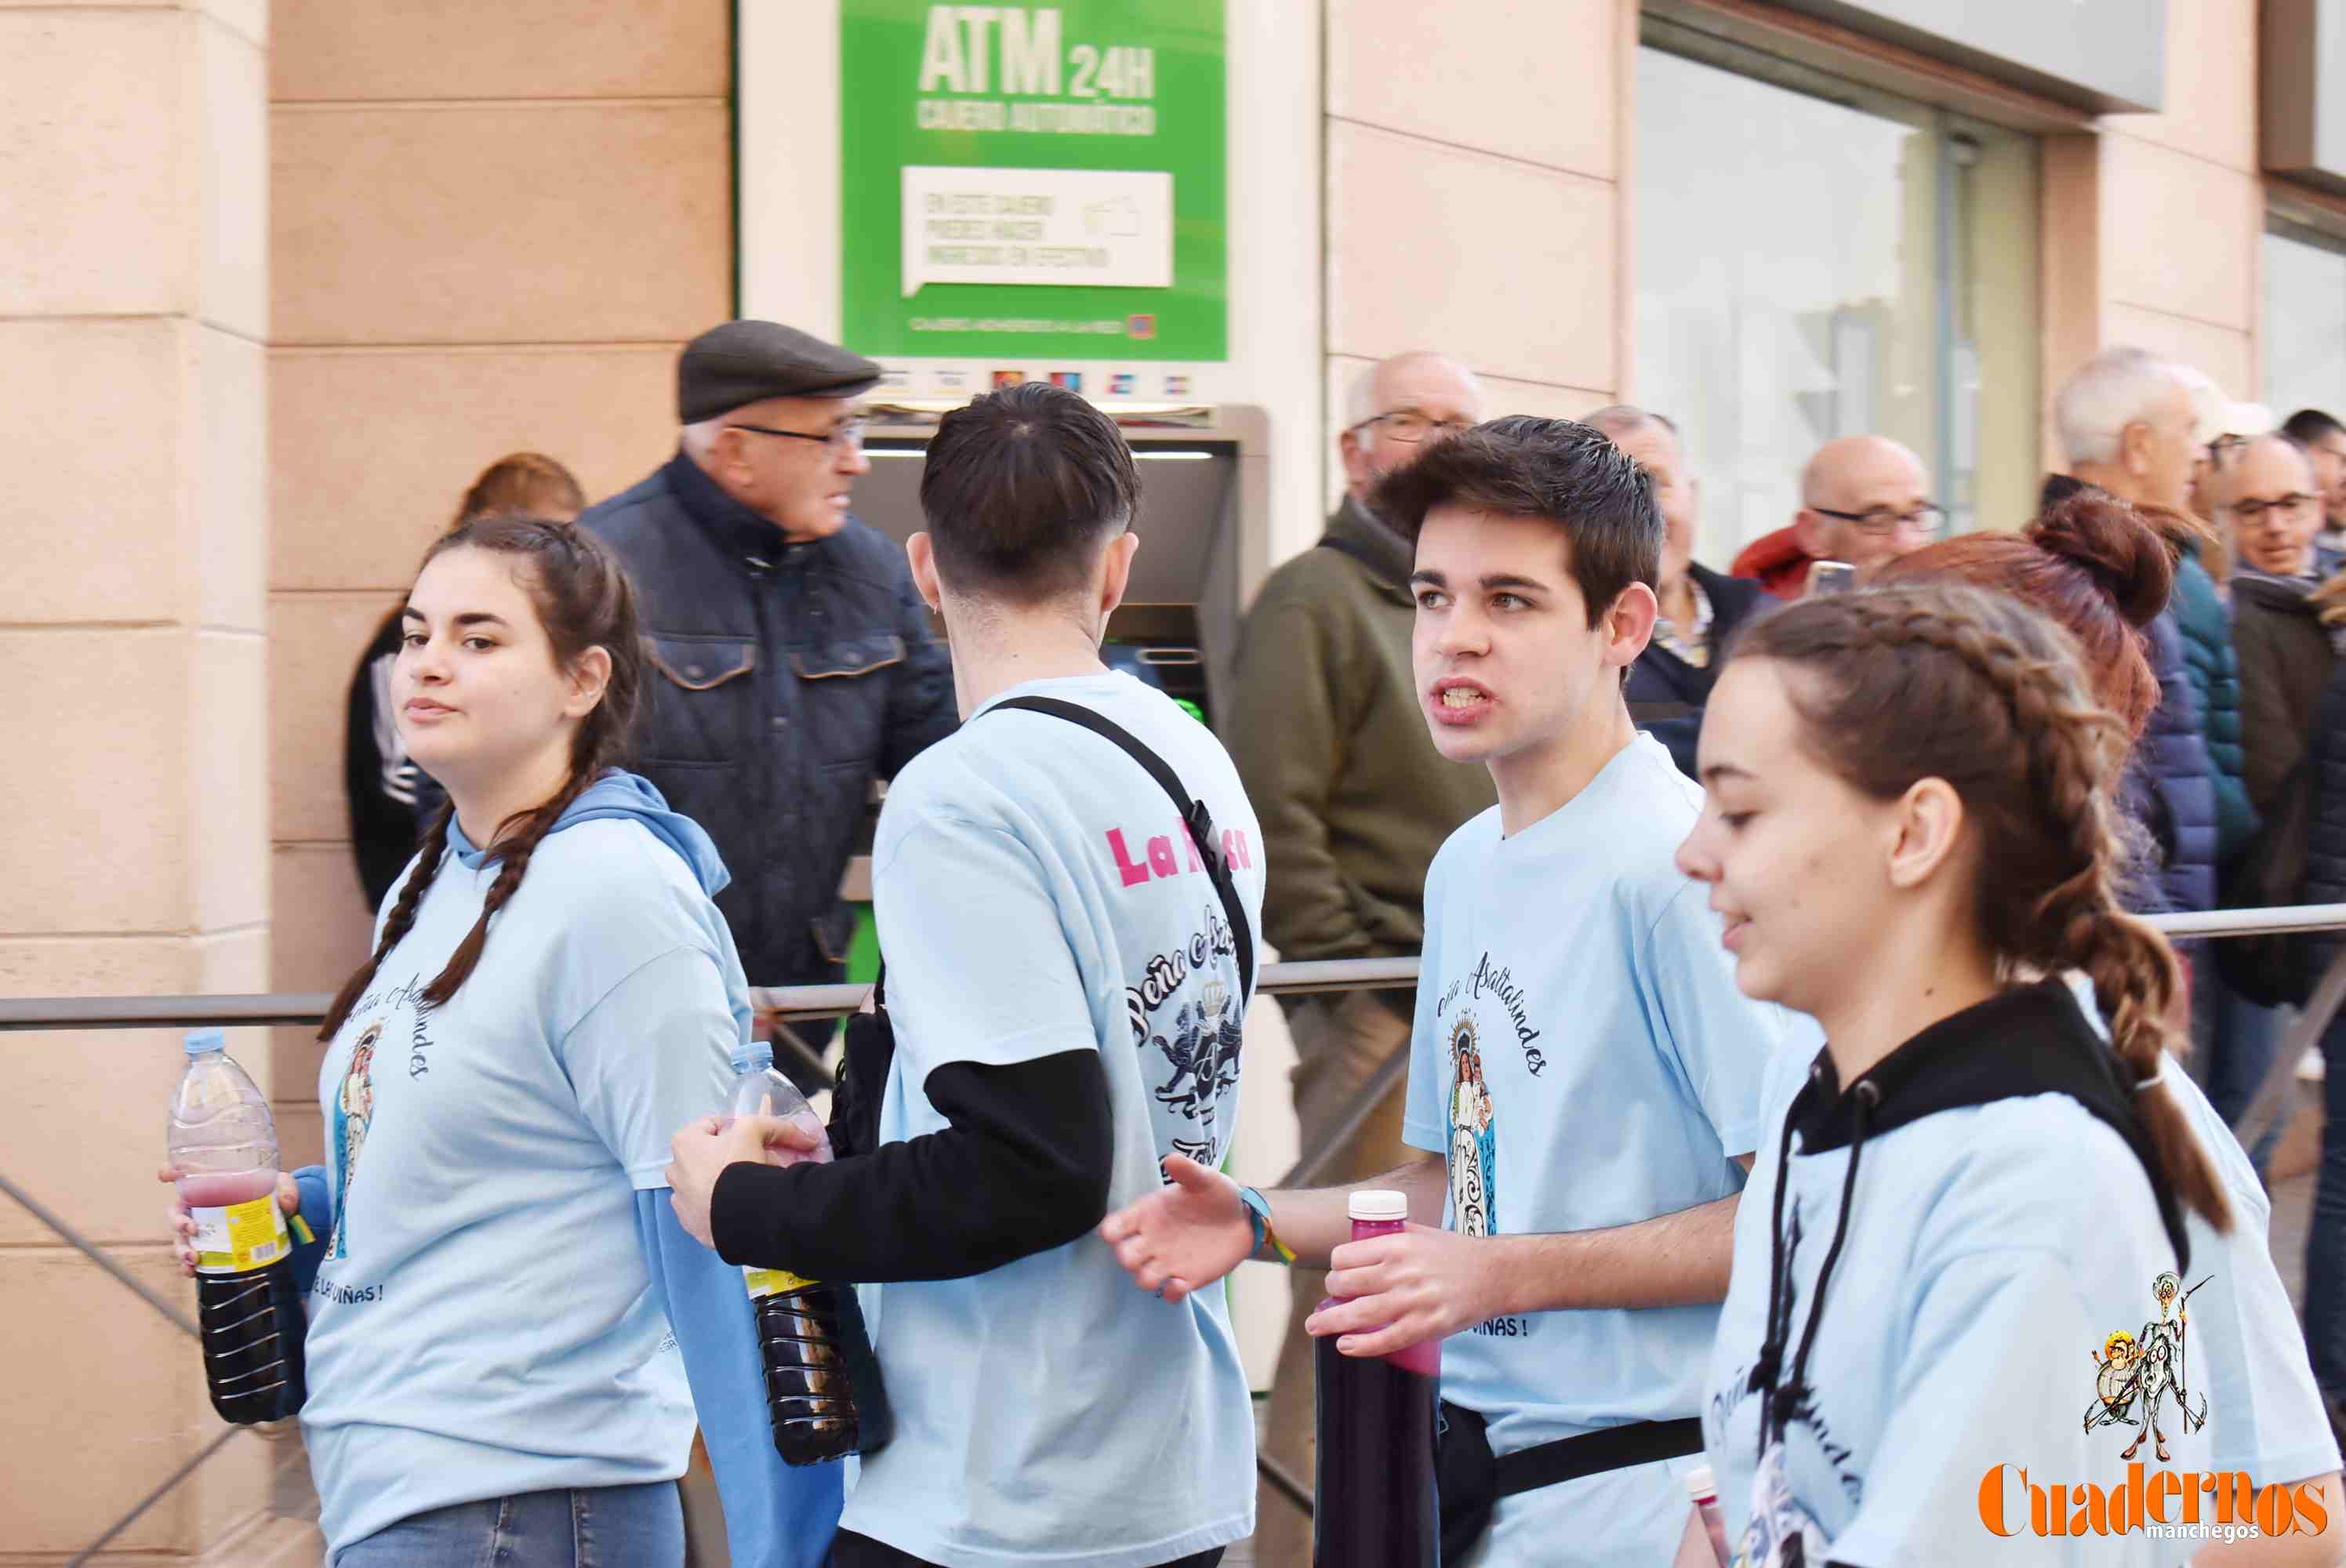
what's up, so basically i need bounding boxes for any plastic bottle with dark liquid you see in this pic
[169,1028,307,1424]
[726,1042,892,1465]
[1313,1189,1440,1568]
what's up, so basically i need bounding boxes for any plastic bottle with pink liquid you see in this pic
[1313,1189,1440,1568]
[169,1028,307,1423]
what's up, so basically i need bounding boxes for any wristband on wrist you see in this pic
[1237,1185,1295,1265]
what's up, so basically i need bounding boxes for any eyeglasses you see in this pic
[728,419,869,454]
[2228,493,2319,523]
[1356,411,1472,445]
[2206,434,2248,469]
[1808,503,1949,538]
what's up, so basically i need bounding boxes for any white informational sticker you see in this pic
[190,1205,233,1256]
[901,165,1173,298]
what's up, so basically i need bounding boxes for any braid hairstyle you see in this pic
[1733,583,2232,1234]
[317,516,645,1040]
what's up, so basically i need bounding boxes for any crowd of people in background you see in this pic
[289,314,2346,1568]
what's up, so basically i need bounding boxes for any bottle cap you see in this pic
[1684,1465,1717,1500]
[1349,1189,1407,1222]
[729,1040,776,1075]
[183,1027,227,1057]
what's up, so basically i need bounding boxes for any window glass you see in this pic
[1635,27,2040,568]
[2264,223,2346,424]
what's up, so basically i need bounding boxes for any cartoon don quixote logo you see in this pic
[1977,1269,2332,1541]
[2085,1271,2210,1462]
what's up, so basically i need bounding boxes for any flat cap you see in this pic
[677,320,881,423]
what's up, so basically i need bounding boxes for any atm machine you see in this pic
[833,401,1273,943]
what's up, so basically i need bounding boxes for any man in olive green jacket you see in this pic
[1224,351,1494,1566]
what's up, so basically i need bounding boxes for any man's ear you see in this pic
[1097,530,1141,627]
[1792,506,1829,559]
[2119,419,2152,477]
[906,532,943,614]
[1886,775,1966,891]
[1338,428,1375,499]
[708,426,748,485]
[1603,582,1659,670]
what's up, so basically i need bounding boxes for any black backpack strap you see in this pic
[989,695,1256,1000]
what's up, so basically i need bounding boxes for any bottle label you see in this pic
[193,1196,291,1276]
[744,1265,817,1299]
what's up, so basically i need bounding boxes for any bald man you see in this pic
[1730,434,1939,598]
[1224,350,1496,1566]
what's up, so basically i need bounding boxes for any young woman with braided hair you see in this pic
[167,517,839,1566]
[1877,507,2346,1562]
[343,452,590,909]
[1678,583,2260,1566]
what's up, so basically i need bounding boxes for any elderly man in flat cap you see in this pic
[580,321,956,1058]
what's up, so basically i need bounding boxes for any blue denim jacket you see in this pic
[581,452,957,986]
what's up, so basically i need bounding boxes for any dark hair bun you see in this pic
[2026,494,2174,629]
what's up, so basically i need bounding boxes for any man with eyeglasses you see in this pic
[1730,434,1939,599]
[579,321,955,1065]
[1224,350,1495,1567]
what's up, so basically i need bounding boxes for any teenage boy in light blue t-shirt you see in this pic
[667,382,1262,1568]
[1099,417,1793,1566]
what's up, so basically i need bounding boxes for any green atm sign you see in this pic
[839,2,1227,362]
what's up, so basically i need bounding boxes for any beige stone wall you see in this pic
[264,0,736,1165]
[1322,0,1631,488]
[2042,0,2265,408]
[0,1,285,1556]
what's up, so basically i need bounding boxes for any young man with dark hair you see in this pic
[2284,407,2346,565]
[668,381,1263,1568]
[1101,417,1789,1566]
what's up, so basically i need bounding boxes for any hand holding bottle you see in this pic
[160,1165,299,1279]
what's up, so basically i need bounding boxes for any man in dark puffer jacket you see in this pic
[2051,349,2257,860]
[2053,347,2269,1129]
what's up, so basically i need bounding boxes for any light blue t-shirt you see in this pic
[1703,1001,2206,1566]
[303,814,743,1553]
[1400,732,1785,1564]
[845,672,1263,1567]
[2065,975,2341,1488]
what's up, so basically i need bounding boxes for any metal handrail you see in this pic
[0,956,1429,1033]
[13,908,2346,1548]
[5,914,2343,1032]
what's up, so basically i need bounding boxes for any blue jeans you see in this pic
[332,1483,684,1568]
[2306,1014,2346,1399]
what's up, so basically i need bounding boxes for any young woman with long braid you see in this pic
[1677,584,2248,1566]
[1876,506,2346,1564]
[167,518,838,1566]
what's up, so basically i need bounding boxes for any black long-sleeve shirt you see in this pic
[709,1049,1113,1283]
